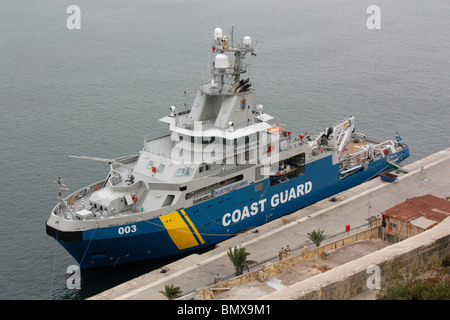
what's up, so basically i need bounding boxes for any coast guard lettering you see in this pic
[222,181,312,226]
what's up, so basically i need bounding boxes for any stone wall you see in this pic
[301,227,379,260]
[259,217,450,300]
[194,225,381,299]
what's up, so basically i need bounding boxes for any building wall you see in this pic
[385,216,414,238]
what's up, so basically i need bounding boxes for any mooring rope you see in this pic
[49,228,96,300]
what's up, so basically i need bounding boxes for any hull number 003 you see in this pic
[118,225,137,235]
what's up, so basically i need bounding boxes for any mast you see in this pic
[211,27,255,89]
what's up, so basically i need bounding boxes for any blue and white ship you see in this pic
[46,28,409,269]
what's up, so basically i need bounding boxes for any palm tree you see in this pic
[227,246,257,276]
[159,284,183,300]
[306,228,328,247]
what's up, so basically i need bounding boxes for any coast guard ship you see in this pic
[46,28,409,268]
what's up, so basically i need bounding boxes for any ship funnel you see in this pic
[215,53,230,69]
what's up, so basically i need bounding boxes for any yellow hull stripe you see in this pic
[159,211,199,250]
[181,209,205,244]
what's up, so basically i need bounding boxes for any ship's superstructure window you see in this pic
[183,136,217,144]
[162,195,175,207]
[199,163,214,173]
[157,164,165,173]
[146,161,154,169]
[202,136,215,144]
[176,167,194,176]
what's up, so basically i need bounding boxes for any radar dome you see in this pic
[243,36,251,47]
[215,54,230,69]
[214,28,223,39]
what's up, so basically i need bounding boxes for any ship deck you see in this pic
[339,141,372,157]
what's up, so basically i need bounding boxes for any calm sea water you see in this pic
[1,0,449,300]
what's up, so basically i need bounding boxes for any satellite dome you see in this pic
[243,36,251,47]
[215,54,230,69]
[214,28,223,39]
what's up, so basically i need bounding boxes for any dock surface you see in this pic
[90,148,450,300]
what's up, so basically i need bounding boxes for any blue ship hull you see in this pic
[52,147,409,269]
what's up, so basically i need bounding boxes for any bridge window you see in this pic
[176,167,194,176]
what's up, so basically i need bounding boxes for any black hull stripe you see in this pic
[46,223,82,242]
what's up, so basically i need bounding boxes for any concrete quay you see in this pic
[89,148,450,300]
